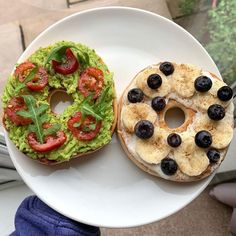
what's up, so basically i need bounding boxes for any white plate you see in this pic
[6,7,220,228]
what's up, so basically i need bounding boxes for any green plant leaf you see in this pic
[22,95,44,143]
[80,104,103,120]
[76,50,90,69]
[28,124,37,133]
[43,124,61,136]
[79,85,111,122]
[205,0,236,85]
[45,44,90,70]
[15,83,26,93]
[82,123,96,132]
[18,95,50,144]
[36,104,49,116]
[179,0,197,15]
[40,113,49,123]
[16,110,32,118]
[45,45,70,65]
[96,86,110,112]
[73,121,81,128]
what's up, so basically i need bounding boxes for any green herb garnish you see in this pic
[43,124,61,136]
[76,50,90,70]
[80,86,111,121]
[17,95,48,143]
[16,95,60,144]
[82,123,96,132]
[45,45,90,69]
[73,121,81,128]
[45,45,69,65]
[15,67,38,93]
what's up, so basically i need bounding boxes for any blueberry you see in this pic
[194,76,212,92]
[161,158,178,175]
[127,88,144,103]
[147,74,162,89]
[217,86,233,101]
[207,149,220,164]
[159,62,174,76]
[195,130,212,148]
[151,96,166,111]
[167,133,182,147]
[207,104,225,120]
[134,120,154,139]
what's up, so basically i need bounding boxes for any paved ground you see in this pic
[0,1,234,235]
[100,186,233,236]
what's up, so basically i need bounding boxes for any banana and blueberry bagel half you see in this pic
[2,41,117,165]
[117,62,234,182]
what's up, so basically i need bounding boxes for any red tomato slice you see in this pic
[28,130,67,153]
[52,48,79,75]
[26,67,48,91]
[14,62,35,82]
[78,67,104,99]
[5,97,32,126]
[14,62,48,91]
[67,112,101,141]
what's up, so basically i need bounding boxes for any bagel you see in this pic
[2,41,117,165]
[117,62,234,182]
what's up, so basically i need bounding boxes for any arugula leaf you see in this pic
[17,110,32,118]
[79,85,111,121]
[15,83,26,93]
[43,124,61,136]
[40,114,49,123]
[45,44,90,69]
[89,123,96,130]
[16,95,49,144]
[23,96,47,144]
[96,86,110,112]
[36,104,49,116]
[28,124,37,133]
[80,104,103,120]
[15,67,38,93]
[76,50,90,69]
[80,92,103,120]
[82,123,96,132]
[45,45,69,65]
[73,121,81,128]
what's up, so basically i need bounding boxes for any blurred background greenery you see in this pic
[176,0,236,86]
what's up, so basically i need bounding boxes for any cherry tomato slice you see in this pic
[5,97,32,126]
[67,112,101,141]
[78,67,104,99]
[52,48,79,75]
[14,62,48,91]
[14,62,35,82]
[26,67,48,91]
[28,130,67,153]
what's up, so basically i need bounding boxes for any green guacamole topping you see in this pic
[2,41,115,161]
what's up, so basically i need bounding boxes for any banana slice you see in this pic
[193,114,233,149]
[136,65,170,98]
[135,128,171,164]
[121,103,157,133]
[174,132,209,176]
[171,64,201,98]
[194,74,230,111]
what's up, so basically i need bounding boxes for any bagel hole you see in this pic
[164,107,185,129]
[50,90,74,114]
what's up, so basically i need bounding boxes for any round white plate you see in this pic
[6,7,220,228]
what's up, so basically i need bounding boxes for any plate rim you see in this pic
[6,6,217,228]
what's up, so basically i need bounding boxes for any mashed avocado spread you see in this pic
[2,41,115,161]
